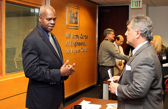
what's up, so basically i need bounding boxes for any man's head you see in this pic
[115,35,124,46]
[125,14,153,48]
[39,5,56,32]
[104,28,115,41]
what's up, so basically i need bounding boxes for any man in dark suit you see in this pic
[109,14,163,109]
[22,5,75,109]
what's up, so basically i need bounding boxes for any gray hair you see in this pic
[127,14,153,41]
[39,5,55,17]
[104,28,114,38]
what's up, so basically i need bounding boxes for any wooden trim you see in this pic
[45,0,50,5]
[1,0,5,77]
[0,91,26,101]
[0,0,3,76]
[6,0,44,8]
[1,0,46,78]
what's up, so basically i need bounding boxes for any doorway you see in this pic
[97,5,129,84]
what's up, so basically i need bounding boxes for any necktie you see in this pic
[118,46,121,53]
[48,32,60,58]
[128,53,133,61]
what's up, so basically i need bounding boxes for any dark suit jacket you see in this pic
[117,42,163,109]
[22,25,68,109]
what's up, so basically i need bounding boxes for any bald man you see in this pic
[22,5,75,109]
[113,35,125,75]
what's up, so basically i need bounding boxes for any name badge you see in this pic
[162,56,167,60]
[126,64,131,70]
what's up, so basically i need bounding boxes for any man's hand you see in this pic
[118,66,122,71]
[112,76,120,83]
[60,60,75,76]
[66,63,75,75]
[109,83,119,94]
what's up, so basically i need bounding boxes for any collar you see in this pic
[38,24,49,39]
[104,38,109,41]
[132,41,148,55]
[113,42,119,49]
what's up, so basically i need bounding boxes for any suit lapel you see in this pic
[118,66,126,83]
[127,42,151,65]
[119,42,151,83]
[36,25,63,64]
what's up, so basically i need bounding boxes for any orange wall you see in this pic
[0,1,45,109]
[0,0,97,108]
[51,0,97,97]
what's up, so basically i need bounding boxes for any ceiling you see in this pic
[88,0,168,6]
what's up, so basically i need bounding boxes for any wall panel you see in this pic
[0,0,45,109]
[6,0,45,7]
[0,93,26,109]
[0,0,3,76]
[98,6,129,50]
[51,0,97,97]
[149,6,168,46]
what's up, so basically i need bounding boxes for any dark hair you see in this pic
[116,36,120,41]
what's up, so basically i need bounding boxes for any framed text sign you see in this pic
[66,4,80,29]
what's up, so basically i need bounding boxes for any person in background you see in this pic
[98,28,129,99]
[125,44,134,56]
[22,5,75,109]
[109,14,163,109]
[151,35,168,101]
[113,35,125,75]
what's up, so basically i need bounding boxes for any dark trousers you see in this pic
[99,66,115,99]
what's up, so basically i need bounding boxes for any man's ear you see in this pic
[106,34,109,38]
[137,30,141,35]
[136,30,141,39]
[38,16,41,23]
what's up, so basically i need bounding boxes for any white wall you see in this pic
[129,5,168,46]
[129,4,147,18]
[148,6,168,46]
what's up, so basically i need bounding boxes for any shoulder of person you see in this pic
[161,45,168,54]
